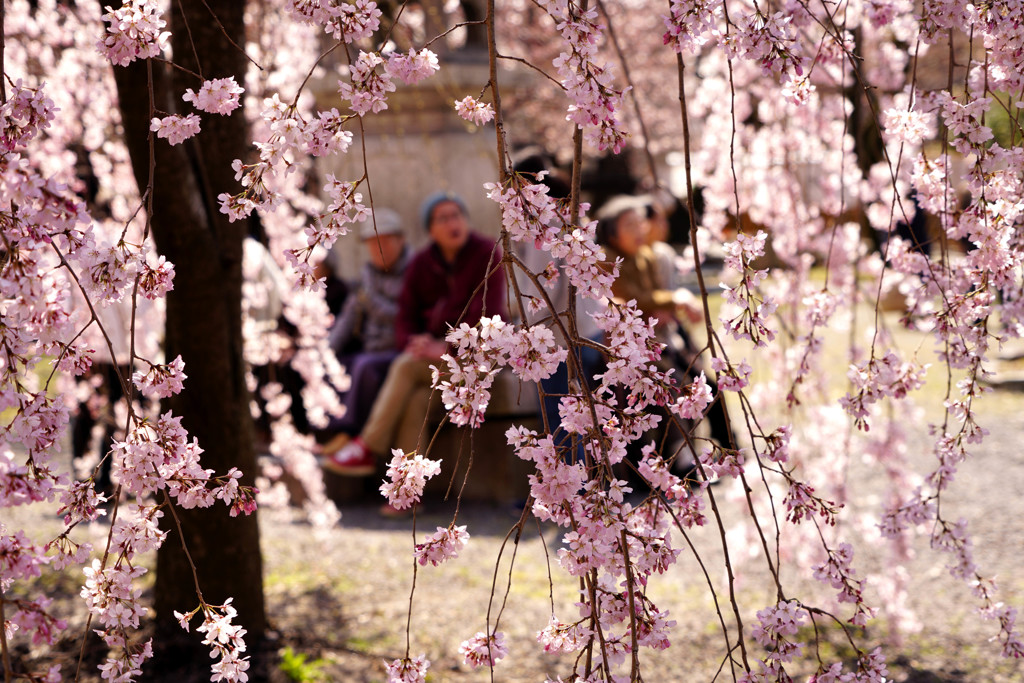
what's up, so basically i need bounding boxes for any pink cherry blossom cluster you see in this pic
[839,351,928,430]
[1,525,68,646]
[811,542,873,626]
[385,48,441,85]
[277,0,384,42]
[433,317,568,427]
[0,80,56,152]
[97,0,169,67]
[975,10,1024,94]
[486,173,564,246]
[668,371,712,420]
[454,96,495,126]
[131,355,187,399]
[507,427,582,517]
[384,654,430,683]
[487,173,617,302]
[315,174,367,248]
[305,108,355,158]
[638,455,707,527]
[81,553,153,679]
[379,449,442,510]
[917,0,972,42]
[749,600,807,674]
[802,647,889,683]
[729,11,805,83]
[149,113,202,145]
[325,0,382,42]
[662,0,722,54]
[719,230,777,347]
[176,599,250,682]
[80,240,141,303]
[536,0,630,153]
[782,291,840,407]
[55,480,109,529]
[414,524,469,566]
[220,95,342,221]
[137,253,175,299]
[710,355,751,392]
[432,319,507,428]
[783,479,840,526]
[537,615,594,653]
[458,630,508,669]
[881,103,935,146]
[935,91,994,156]
[696,443,745,480]
[760,425,792,464]
[338,51,396,115]
[336,47,441,120]
[183,77,245,115]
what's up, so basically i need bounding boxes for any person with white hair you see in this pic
[321,208,411,445]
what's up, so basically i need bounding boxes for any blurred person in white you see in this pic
[641,189,687,290]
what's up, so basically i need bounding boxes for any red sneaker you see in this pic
[320,439,375,476]
[317,432,351,455]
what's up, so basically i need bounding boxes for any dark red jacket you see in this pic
[394,231,506,350]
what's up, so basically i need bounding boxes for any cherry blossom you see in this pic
[183,77,245,115]
[379,449,442,510]
[458,630,508,669]
[413,525,469,566]
[150,114,202,145]
[131,355,187,399]
[5,0,1024,680]
[385,48,440,85]
[338,51,395,116]
[97,0,169,66]
[384,654,430,683]
[454,96,495,126]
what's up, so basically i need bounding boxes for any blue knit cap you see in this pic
[419,191,468,230]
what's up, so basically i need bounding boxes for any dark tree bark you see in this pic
[846,26,886,253]
[107,0,267,677]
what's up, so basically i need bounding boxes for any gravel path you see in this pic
[256,393,1024,682]
[7,383,1024,683]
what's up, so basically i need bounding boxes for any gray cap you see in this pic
[360,208,404,240]
[419,191,468,230]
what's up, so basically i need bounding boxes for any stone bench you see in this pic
[324,368,540,505]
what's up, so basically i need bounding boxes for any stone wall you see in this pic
[314,59,514,280]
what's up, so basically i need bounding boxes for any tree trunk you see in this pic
[107,0,267,677]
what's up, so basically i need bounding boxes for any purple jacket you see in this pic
[395,231,506,350]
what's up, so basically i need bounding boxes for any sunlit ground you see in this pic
[7,280,1024,682]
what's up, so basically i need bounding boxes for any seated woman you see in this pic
[595,195,731,475]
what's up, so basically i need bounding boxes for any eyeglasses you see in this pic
[432,208,465,224]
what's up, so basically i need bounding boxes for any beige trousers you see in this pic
[360,352,439,457]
